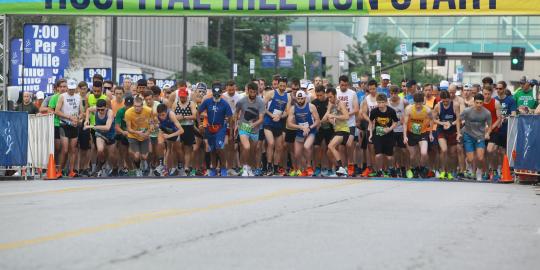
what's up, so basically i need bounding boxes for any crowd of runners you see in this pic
[11,73,540,180]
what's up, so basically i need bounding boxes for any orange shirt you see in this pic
[111,99,124,116]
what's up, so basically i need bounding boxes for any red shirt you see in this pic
[483,98,498,132]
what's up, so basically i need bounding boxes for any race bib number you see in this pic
[411,123,422,135]
[273,109,283,116]
[299,122,309,128]
[376,126,385,136]
[239,122,253,134]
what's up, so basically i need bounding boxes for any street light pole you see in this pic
[231,17,235,79]
[410,42,430,81]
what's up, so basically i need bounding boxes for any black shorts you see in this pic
[54,126,60,140]
[314,128,334,146]
[90,129,97,146]
[258,128,266,142]
[167,136,179,142]
[407,132,429,147]
[334,131,350,146]
[60,124,78,139]
[285,128,296,143]
[394,132,406,148]
[78,126,91,150]
[180,125,195,146]
[115,134,129,146]
[361,129,368,149]
[494,131,507,148]
[374,134,395,156]
[264,125,284,138]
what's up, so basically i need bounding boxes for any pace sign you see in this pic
[84,68,112,83]
[23,24,69,69]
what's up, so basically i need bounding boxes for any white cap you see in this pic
[440,80,449,90]
[296,90,307,98]
[307,83,315,90]
[381,74,391,81]
[300,83,308,89]
[67,79,78,90]
[36,91,45,100]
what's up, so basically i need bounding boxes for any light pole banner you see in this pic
[1,1,540,16]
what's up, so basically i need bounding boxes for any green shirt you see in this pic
[115,107,128,131]
[48,93,60,127]
[513,89,537,111]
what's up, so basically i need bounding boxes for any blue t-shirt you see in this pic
[376,86,390,97]
[404,93,415,104]
[198,98,233,127]
[495,95,517,134]
[356,91,366,106]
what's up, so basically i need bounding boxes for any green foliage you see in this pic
[7,16,93,68]
[346,33,444,84]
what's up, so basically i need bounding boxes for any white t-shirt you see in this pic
[222,92,242,114]
[388,98,405,133]
[336,89,356,127]
[60,92,81,126]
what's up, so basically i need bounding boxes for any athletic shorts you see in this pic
[96,132,115,145]
[54,126,60,140]
[115,134,129,146]
[295,128,317,140]
[150,136,158,145]
[180,125,195,146]
[78,126,91,150]
[495,131,507,148]
[314,128,334,146]
[407,132,429,147]
[487,131,499,146]
[334,131,350,146]
[264,125,284,138]
[429,130,439,148]
[239,129,259,142]
[437,130,458,146]
[90,129,97,146]
[373,134,395,156]
[361,129,368,149]
[258,128,266,142]
[128,138,150,154]
[205,127,227,152]
[166,136,179,142]
[60,124,78,139]
[348,127,356,142]
[285,128,296,143]
[394,132,406,148]
[462,132,485,153]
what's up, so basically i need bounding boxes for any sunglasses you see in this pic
[97,108,106,112]
[104,87,112,90]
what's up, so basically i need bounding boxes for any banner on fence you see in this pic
[0,112,28,167]
[514,115,540,171]
[1,1,538,16]
[27,114,55,169]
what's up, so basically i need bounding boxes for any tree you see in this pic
[346,33,443,84]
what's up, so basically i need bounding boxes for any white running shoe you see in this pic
[476,168,483,181]
[336,167,348,176]
[241,165,250,177]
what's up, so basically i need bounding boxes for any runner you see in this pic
[377,73,391,96]
[494,81,516,176]
[433,90,461,180]
[284,78,301,174]
[312,85,332,177]
[336,75,359,176]
[76,81,92,177]
[286,90,320,176]
[234,82,265,177]
[360,80,379,175]
[461,94,492,181]
[156,103,184,176]
[111,86,125,117]
[48,79,68,177]
[403,80,417,104]
[388,85,409,177]
[369,93,399,176]
[198,83,233,176]
[143,89,161,174]
[403,92,434,178]
[222,80,242,176]
[171,87,198,176]
[263,76,291,176]
[55,80,83,177]
[85,99,116,177]
[114,96,134,176]
[448,83,467,175]
[323,88,350,177]
[125,97,153,177]
[462,83,475,108]
[482,85,502,180]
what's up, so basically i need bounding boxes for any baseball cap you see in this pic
[520,76,528,84]
[35,91,45,100]
[439,80,450,90]
[528,79,538,86]
[196,82,207,91]
[67,79,78,90]
[296,90,307,98]
[463,83,472,89]
[178,87,188,97]
[307,84,315,91]
[381,74,391,81]
[211,83,222,94]
[124,96,134,106]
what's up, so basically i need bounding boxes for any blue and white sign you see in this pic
[261,53,275,69]
[120,73,146,85]
[10,38,64,93]
[84,68,112,83]
[515,115,540,171]
[0,111,28,166]
[155,79,176,89]
[23,24,69,69]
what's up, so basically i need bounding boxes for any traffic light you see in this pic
[510,47,525,71]
[437,48,447,66]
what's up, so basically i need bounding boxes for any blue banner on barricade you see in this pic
[515,115,540,171]
[0,111,29,166]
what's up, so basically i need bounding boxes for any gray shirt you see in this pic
[461,107,492,140]
[236,96,265,133]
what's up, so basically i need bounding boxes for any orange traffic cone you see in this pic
[45,154,58,180]
[500,154,513,183]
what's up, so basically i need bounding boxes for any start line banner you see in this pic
[1,0,540,16]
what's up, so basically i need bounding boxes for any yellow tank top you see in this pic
[408,106,430,134]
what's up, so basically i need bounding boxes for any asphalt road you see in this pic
[0,178,539,270]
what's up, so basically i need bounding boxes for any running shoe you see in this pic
[278,167,286,176]
[153,165,164,177]
[241,166,250,177]
[438,171,446,180]
[266,168,274,176]
[169,168,178,176]
[306,167,314,177]
[348,164,355,177]
[289,169,298,177]
[220,168,228,177]
[68,170,77,178]
[426,170,435,178]
[446,172,454,180]
[253,168,262,176]
[361,167,372,177]
[228,168,239,176]
[313,167,321,177]
[406,169,414,179]
[189,168,197,176]
[368,170,378,177]
[208,169,217,177]
[435,170,440,179]
[336,166,348,177]
[55,171,63,179]
[327,170,338,177]
[476,169,483,181]
[135,169,143,177]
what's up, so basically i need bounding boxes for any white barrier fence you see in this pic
[27,113,54,171]
[507,116,517,167]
